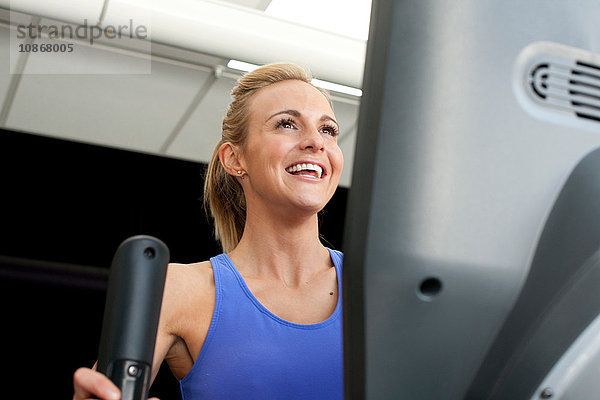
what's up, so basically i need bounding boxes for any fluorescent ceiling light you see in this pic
[311,78,363,97]
[227,59,259,72]
[227,59,362,97]
[265,0,372,41]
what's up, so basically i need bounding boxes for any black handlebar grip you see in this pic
[97,235,169,400]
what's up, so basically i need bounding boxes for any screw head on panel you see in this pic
[127,364,139,377]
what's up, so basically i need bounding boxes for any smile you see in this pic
[285,162,324,179]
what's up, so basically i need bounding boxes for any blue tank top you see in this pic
[179,248,344,400]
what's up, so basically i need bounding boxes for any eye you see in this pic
[275,117,296,130]
[320,124,339,137]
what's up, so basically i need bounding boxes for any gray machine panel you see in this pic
[465,147,600,399]
[530,312,600,400]
[342,1,600,399]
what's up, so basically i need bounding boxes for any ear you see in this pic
[218,142,244,176]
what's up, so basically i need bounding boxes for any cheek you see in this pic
[331,146,344,175]
[263,136,295,157]
[247,138,292,172]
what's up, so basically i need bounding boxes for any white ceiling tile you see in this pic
[166,76,237,163]
[5,44,211,153]
[217,0,273,11]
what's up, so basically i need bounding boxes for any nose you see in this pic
[300,126,325,151]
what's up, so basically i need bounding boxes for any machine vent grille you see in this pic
[529,59,600,123]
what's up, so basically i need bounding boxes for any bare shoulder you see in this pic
[160,260,215,335]
[165,260,214,293]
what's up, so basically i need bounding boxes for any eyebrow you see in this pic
[320,115,339,127]
[267,109,339,127]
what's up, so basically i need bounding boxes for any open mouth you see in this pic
[285,162,325,179]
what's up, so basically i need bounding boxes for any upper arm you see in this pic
[149,263,182,384]
[150,261,215,384]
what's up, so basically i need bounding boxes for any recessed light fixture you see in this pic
[226,59,260,73]
[311,78,363,97]
[227,59,362,97]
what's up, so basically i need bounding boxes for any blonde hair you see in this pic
[203,62,330,252]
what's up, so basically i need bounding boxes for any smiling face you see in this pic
[237,79,343,217]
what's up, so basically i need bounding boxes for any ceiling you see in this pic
[0,0,364,187]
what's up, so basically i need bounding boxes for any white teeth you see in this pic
[286,162,323,179]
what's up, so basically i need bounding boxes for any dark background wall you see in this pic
[0,128,348,399]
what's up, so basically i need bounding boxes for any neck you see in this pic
[228,203,330,286]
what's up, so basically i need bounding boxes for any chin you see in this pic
[281,185,336,215]
[291,197,330,215]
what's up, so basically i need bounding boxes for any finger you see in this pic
[73,368,121,400]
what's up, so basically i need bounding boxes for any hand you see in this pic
[73,367,161,400]
[72,367,120,400]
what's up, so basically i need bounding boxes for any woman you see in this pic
[73,62,344,400]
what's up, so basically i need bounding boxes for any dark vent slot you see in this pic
[576,60,600,72]
[572,70,600,81]
[570,90,600,102]
[576,112,600,122]
[572,101,600,112]
[569,80,600,92]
